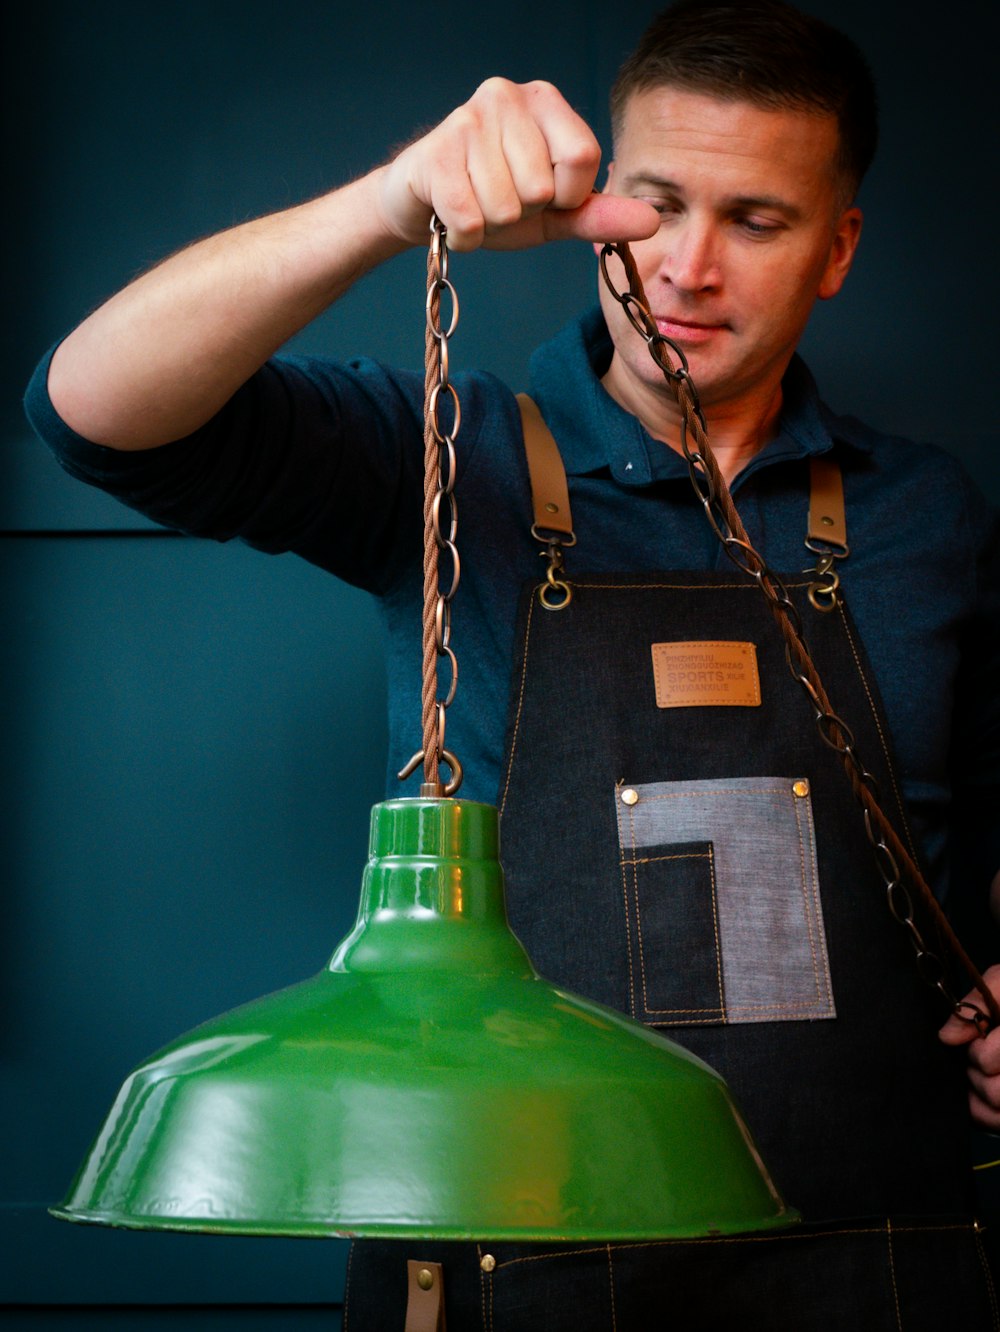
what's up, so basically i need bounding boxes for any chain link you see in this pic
[599,238,998,1034]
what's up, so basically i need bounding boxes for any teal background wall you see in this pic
[4,0,997,1326]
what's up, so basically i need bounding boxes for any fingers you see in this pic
[938,965,1000,1128]
[967,1026,1000,1077]
[967,1065,1000,1130]
[938,964,1000,1047]
[380,78,644,252]
[448,78,601,249]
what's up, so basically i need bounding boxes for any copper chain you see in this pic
[599,238,998,1035]
[397,217,463,797]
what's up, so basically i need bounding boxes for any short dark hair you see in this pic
[610,0,878,202]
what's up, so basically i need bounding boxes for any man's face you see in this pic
[598,87,862,422]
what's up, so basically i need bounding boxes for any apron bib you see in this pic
[345,423,996,1330]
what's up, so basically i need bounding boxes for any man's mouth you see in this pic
[654,316,727,346]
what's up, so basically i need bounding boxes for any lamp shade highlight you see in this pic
[53,798,798,1240]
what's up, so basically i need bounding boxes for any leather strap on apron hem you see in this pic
[405,1259,447,1332]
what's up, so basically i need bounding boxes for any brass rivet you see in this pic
[480,1253,496,1273]
[417,1268,434,1291]
[792,779,810,798]
[821,515,834,526]
[621,788,639,806]
[545,502,559,514]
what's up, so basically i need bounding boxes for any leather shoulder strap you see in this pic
[808,455,847,551]
[516,393,574,538]
[518,392,845,552]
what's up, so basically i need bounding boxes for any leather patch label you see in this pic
[651,641,761,708]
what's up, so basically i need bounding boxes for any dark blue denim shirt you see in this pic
[25,307,1000,905]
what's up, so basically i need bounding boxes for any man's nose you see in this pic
[656,220,720,293]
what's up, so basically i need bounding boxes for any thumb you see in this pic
[540,194,661,244]
[938,1007,985,1047]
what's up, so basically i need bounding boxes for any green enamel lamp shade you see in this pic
[53,797,798,1240]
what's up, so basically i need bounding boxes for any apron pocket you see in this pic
[619,839,725,1024]
[615,776,835,1027]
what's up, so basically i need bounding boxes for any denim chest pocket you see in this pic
[615,776,835,1026]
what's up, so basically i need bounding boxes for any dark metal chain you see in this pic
[398,216,463,797]
[599,238,998,1035]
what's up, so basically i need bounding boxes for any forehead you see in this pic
[614,86,841,203]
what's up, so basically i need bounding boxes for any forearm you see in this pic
[44,78,658,455]
[47,169,406,451]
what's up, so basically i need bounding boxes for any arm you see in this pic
[47,78,658,452]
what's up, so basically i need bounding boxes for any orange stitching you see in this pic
[974,1222,1000,1332]
[621,852,712,866]
[488,1222,980,1269]
[342,1240,355,1331]
[476,1243,487,1332]
[797,784,836,1014]
[790,788,825,1007]
[627,795,639,1017]
[836,603,920,866]
[607,1243,618,1332]
[629,802,647,1021]
[708,845,726,1021]
[639,998,840,1018]
[498,593,535,818]
[715,999,835,1014]
[886,1218,904,1331]
[631,838,725,1021]
[614,787,637,1018]
[638,785,797,800]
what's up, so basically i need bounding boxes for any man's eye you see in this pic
[740,218,781,237]
[640,198,679,218]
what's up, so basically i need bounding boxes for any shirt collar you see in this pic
[528,306,873,488]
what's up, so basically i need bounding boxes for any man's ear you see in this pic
[592,161,617,257]
[818,207,863,301]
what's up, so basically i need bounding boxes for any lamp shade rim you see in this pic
[49,1203,801,1242]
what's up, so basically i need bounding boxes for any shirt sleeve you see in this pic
[22,347,433,594]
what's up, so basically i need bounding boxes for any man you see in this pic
[25,1,1000,1325]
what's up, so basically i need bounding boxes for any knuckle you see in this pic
[969,1066,1000,1108]
[970,1089,1000,1130]
[445,103,480,140]
[559,132,601,170]
[519,176,556,209]
[473,75,517,104]
[435,189,483,242]
[488,196,524,228]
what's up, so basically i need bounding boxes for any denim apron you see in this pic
[345,437,996,1330]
